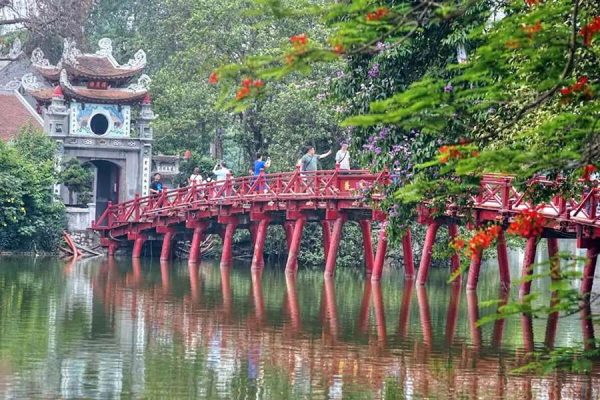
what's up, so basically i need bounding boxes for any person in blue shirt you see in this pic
[149,173,164,194]
[252,153,271,192]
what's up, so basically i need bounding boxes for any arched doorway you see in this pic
[88,160,120,220]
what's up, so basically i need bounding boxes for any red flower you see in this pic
[333,44,345,54]
[253,80,264,88]
[582,164,598,181]
[208,72,219,85]
[450,237,466,251]
[467,224,502,255]
[580,16,600,46]
[522,21,542,38]
[236,86,251,101]
[560,87,571,96]
[524,0,540,5]
[366,7,389,21]
[290,33,309,48]
[285,54,296,65]
[241,78,253,88]
[507,209,545,238]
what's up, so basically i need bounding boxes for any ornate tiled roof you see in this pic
[0,83,43,141]
[31,38,147,83]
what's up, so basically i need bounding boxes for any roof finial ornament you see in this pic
[121,49,147,69]
[59,69,74,90]
[21,73,44,91]
[31,48,50,67]
[96,38,114,57]
[63,38,82,66]
[128,74,152,92]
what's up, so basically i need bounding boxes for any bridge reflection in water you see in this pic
[81,256,599,399]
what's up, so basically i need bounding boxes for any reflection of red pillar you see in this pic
[132,257,142,286]
[545,238,559,349]
[324,215,346,278]
[466,249,483,290]
[402,229,415,277]
[521,314,534,353]
[285,218,305,274]
[188,225,206,264]
[497,230,510,290]
[160,231,175,261]
[189,262,200,303]
[251,269,265,324]
[448,224,460,275]
[580,243,599,299]
[323,277,338,339]
[416,285,432,349]
[108,242,118,256]
[220,222,237,268]
[285,273,301,331]
[322,221,332,261]
[371,228,388,281]
[417,222,440,285]
[371,281,386,345]
[132,236,146,258]
[519,236,539,299]
[445,281,461,345]
[160,260,171,294]
[492,289,509,347]
[220,265,232,318]
[466,290,481,348]
[358,281,372,334]
[359,220,374,275]
[398,281,413,338]
[251,218,269,270]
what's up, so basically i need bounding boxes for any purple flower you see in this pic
[336,70,345,78]
[376,42,386,52]
[374,146,382,155]
[444,83,454,93]
[368,63,380,78]
[378,127,389,139]
[392,144,403,154]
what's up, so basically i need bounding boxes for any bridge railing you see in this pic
[93,168,389,229]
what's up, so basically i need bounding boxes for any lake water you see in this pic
[0,242,599,399]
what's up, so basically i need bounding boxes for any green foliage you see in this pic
[0,127,65,251]
[59,158,94,205]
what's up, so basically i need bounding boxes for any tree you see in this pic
[59,158,93,205]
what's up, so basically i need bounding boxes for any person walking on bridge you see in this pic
[300,146,331,173]
[149,173,164,194]
[252,153,271,192]
[335,141,351,170]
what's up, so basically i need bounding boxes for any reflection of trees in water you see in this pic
[90,260,600,399]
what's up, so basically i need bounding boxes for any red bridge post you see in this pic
[402,229,415,277]
[322,221,332,261]
[417,222,441,285]
[519,236,539,299]
[251,218,270,270]
[132,235,146,259]
[188,222,208,264]
[159,228,176,261]
[220,218,238,269]
[359,220,374,275]
[371,227,388,282]
[466,248,483,290]
[285,217,305,275]
[581,243,599,300]
[497,230,510,290]
[324,215,347,278]
[448,224,460,276]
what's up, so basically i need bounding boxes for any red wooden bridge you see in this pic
[93,169,599,295]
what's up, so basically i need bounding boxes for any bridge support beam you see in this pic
[132,236,146,259]
[581,243,599,299]
[188,223,207,264]
[497,230,510,290]
[285,218,305,275]
[324,215,347,278]
[448,224,461,276]
[466,249,483,291]
[417,222,441,285]
[359,220,374,275]
[220,221,238,268]
[371,228,388,282]
[519,236,539,299]
[251,218,270,270]
[160,230,175,261]
[322,221,332,261]
[402,229,415,278]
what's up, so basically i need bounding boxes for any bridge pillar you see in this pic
[188,222,208,264]
[519,236,539,299]
[285,217,305,275]
[160,230,176,261]
[107,242,118,257]
[359,220,374,275]
[466,248,483,290]
[448,224,460,276]
[322,221,332,261]
[132,236,147,259]
[402,229,415,277]
[497,230,510,290]
[220,221,238,268]
[324,215,347,278]
[284,222,297,272]
[417,222,441,285]
[581,242,599,300]
[251,218,270,270]
[371,227,388,282]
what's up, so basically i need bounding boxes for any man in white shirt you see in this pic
[335,141,351,170]
[213,161,231,182]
